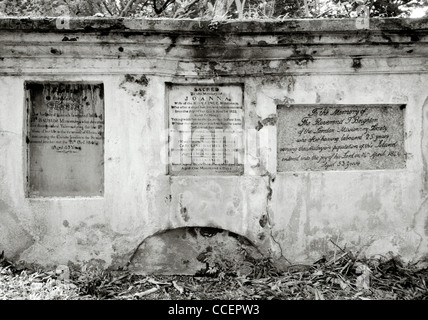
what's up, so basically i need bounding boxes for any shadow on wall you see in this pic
[127,227,268,276]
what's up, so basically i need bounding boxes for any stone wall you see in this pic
[0,17,427,274]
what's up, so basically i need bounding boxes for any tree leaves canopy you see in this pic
[0,0,427,19]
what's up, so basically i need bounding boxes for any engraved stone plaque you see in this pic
[168,84,244,175]
[26,82,104,196]
[277,104,406,171]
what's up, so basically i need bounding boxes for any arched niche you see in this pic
[127,227,266,276]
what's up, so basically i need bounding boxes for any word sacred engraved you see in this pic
[168,84,244,175]
[277,104,406,171]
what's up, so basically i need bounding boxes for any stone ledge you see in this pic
[0,17,428,35]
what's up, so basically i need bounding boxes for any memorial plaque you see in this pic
[277,104,406,171]
[26,82,104,196]
[168,84,244,175]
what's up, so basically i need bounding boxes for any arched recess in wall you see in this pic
[126,227,267,276]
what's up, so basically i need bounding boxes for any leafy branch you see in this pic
[0,0,425,19]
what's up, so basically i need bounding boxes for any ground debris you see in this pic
[1,247,427,300]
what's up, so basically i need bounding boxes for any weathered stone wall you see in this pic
[0,17,427,273]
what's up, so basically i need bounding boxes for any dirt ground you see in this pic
[1,247,427,300]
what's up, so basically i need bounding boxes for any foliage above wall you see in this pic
[0,0,427,19]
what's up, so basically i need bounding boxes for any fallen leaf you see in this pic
[355,264,371,290]
[313,270,323,277]
[134,287,159,298]
[173,281,184,294]
[147,277,171,286]
[314,288,325,300]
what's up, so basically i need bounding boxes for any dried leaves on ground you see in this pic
[1,247,427,300]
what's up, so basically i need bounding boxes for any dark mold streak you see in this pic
[352,57,362,70]
[50,47,61,55]
[62,36,78,41]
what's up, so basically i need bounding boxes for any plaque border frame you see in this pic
[165,82,245,176]
[276,103,407,173]
[24,80,106,198]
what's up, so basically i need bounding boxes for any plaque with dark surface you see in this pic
[277,104,406,171]
[168,84,244,175]
[26,82,104,197]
